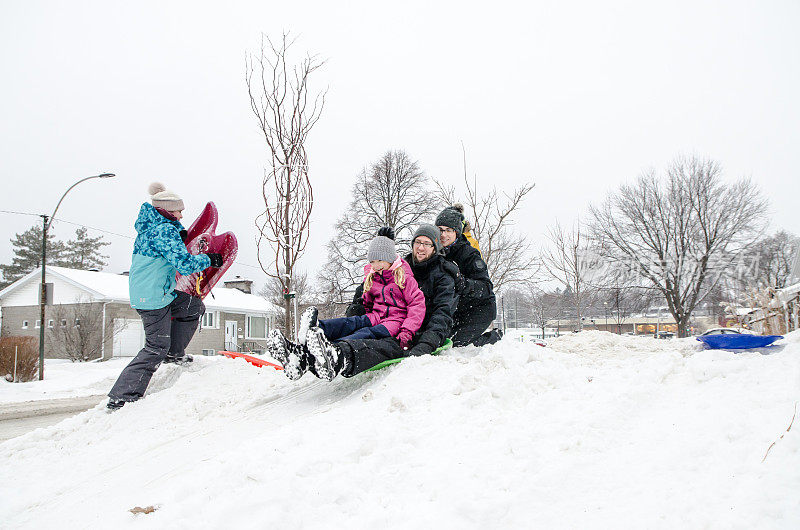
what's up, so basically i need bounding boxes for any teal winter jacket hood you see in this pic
[128,203,211,310]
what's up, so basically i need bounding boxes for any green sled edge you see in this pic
[365,338,453,372]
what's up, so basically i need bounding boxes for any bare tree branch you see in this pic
[246,32,327,335]
[540,220,595,329]
[434,143,538,292]
[48,298,122,362]
[589,155,768,337]
[318,150,439,307]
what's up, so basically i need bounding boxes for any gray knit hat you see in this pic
[435,204,465,236]
[412,224,442,254]
[367,235,396,263]
[149,182,185,211]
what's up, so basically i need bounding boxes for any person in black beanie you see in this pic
[435,204,502,347]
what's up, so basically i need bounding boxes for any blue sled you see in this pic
[696,334,784,350]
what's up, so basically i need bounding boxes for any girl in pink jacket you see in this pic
[303,234,426,349]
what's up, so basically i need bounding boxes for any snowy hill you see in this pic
[2,332,799,528]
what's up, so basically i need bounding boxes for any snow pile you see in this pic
[546,330,702,357]
[1,331,799,528]
[0,358,130,403]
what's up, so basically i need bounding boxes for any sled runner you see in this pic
[366,338,454,371]
[175,202,238,299]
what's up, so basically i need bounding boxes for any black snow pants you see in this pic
[108,291,204,402]
[336,337,406,377]
[451,298,500,347]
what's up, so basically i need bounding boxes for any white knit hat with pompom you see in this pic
[148,182,184,211]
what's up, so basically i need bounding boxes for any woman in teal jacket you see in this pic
[107,183,222,410]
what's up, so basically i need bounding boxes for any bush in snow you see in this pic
[0,336,38,382]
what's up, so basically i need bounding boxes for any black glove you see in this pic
[454,271,467,294]
[179,230,188,242]
[345,298,365,317]
[377,226,395,240]
[206,253,223,268]
[406,342,433,357]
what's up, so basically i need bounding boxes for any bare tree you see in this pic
[259,272,311,334]
[724,230,800,333]
[600,286,657,334]
[307,282,350,320]
[318,150,439,303]
[746,230,799,291]
[585,259,660,333]
[435,144,537,292]
[247,32,326,335]
[590,155,767,337]
[48,300,121,362]
[500,288,531,328]
[526,287,563,339]
[540,220,597,330]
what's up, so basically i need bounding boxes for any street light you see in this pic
[38,173,115,380]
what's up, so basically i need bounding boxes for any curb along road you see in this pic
[0,395,106,442]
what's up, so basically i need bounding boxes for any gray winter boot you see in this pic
[267,329,308,381]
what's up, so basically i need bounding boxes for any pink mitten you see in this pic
[398,330,413,350]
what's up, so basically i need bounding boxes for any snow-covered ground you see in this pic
[0,358,130,403]
[1,331,799,528]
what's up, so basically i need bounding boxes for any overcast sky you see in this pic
[1,0,798,291]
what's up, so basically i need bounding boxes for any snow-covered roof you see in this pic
[0,266,275,315]
[202,284,274,313]
[51,266,130,301]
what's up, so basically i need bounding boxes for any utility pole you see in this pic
[38,214,48,380]
[37,173,115,379]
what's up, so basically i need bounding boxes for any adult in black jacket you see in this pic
[267,225,458,381]
[436,205,502,347]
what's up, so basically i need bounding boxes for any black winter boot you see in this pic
[298,306,319,345]
[106,398,126,411]
[163,354,193,365]
[267,329,308,380]
[305,327,349,381]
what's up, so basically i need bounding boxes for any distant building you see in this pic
[0,267,277,359]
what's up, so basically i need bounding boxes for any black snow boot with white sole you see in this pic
[306,326,350,381]
[106,398,126,411]
[298,306,319,345]
[163,354,193,365]
[267,329,308,381]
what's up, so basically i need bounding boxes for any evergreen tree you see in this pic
[0,224,66,289]
[63,227,109,270]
